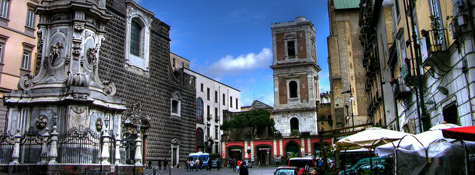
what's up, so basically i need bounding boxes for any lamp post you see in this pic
[349,94,354,132]
[342,85,354,131]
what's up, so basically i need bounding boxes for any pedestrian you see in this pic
[217,158,221,171]
[239,162,249,175]
[232,159,237,172]
[199,158,203,170]
[237,159,241,172]
[164,159,168,170]
[186,159,190,172]
[195,159,200,172]
[158,159,162,170]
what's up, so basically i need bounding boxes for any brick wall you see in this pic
[99,0,196,161]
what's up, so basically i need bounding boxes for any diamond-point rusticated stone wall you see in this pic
[99,0,196,162]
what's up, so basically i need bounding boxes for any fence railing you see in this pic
[0,132,15,164]
[58,127,101,164]
[0,127,142,166]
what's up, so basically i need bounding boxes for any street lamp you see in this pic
[342,85,354,131]
[349,94,354,132]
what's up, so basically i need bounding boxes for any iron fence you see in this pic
[58,127,101,164]
[0,132,15,164]
[19,128,44,163]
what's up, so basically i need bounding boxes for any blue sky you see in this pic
[137,0,330,106]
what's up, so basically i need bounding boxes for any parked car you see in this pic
[188,152,210,168]
[287,157,314,168]
[274,166,298,175]
[338,157,389,175]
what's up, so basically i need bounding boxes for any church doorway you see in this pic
[227,146,243,160]
[285,141,300,158]
[255,145,271,166]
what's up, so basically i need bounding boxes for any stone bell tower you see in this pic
[3,0,127,167]
[270,17,321,136]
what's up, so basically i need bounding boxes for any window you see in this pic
[0,42,4,63]
[207,105,210,119]
[235,98,238,109]
[197,128,204,147]
[0,0,9,19]
[215,91,218,103]
[443,103,458,125]
[207,125,210,138]
[171,92,182,117]
[215,107,218,120]
[207,88,210,100]
[130,21,141,56]
[230,96,233,108]
[287,40,296,58]
[172,58,176,68]
[21,51,30,70]
[289,81,298,98]
[215,127,219,140]
[222,94,226,105]
[21,42,34,73]
[125,3,152,72]
[26,9,35,28]
[290,117,299,133]
[394,0,400,22]
[201,83,204,92]
[181,62,184,68]
[197,98,204,123]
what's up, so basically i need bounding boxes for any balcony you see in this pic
[207,114,213,121]
[420,29,449,67]
[392,77,411,100]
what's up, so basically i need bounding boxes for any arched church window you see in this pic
[290,117,299,133]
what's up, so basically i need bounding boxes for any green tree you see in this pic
[222,109,274,139]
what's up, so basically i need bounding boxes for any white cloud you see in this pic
[205,48,272,78]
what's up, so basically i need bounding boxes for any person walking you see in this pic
[217,158,221,171]
[232,159,237,172]
[185,159,190,172]
[195,159,200,172]
[237,159,241,172]
[158,159,162,170]
[239,162,249,175]
[199,158,203,170]
[164,159,168,170]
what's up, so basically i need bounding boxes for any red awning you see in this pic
[442,126,475,141]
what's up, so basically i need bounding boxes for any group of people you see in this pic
[227,158,249,175]
[185,158,222,172]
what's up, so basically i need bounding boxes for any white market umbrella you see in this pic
[375,123,461,157]
[336,127,411,151]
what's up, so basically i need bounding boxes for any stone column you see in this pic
[101,131,110,165]
[134,134,143,166]
[40,129,50,164]
[115,134,121,165]
[48,126,58,165]
[9,131,21,165]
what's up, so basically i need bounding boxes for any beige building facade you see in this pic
[0,0,39,132]
[327,0,369,130]
[170,52,190,70]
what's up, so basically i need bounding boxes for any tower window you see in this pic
[289,81,298,98]
[287,41,296,58]
[290,117,299,133]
